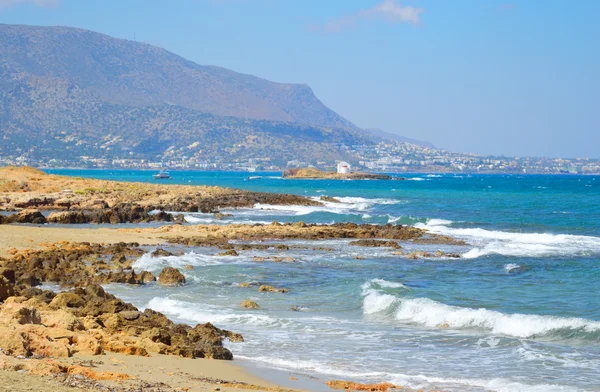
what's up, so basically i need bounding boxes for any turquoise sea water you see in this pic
[46,170,600,391]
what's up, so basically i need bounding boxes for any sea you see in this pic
[45,169,600,391]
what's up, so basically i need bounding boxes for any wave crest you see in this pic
[361,280,600,340]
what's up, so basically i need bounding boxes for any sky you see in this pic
[1,0,599,158]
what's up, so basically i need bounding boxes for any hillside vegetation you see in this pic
[0,24,372,165]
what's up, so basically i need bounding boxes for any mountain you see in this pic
[364,128,434,149]
[0,23,371,165]
[0,24,355,129]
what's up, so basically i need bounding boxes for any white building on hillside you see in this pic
[337,161,351,174]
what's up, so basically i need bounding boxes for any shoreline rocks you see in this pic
[158,267,186,286]
[0,243,243,363]
[349,239,402,249]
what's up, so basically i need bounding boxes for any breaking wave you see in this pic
[361,280,600,341]
[416,219,600,259]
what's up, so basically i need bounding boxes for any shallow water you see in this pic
[48,170,600,391]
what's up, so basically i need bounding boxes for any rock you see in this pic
[158,267,186,286]
[138,271,157,283]
[326,380,399,391]
[9,209,47,224]
[0,302,42,325]
[17,274,41,287]
[0,268,16,284]
[40,309,84,331]
[151,248,174,257]
[349,239,402,249]
[47,211,88,224]
[319,195,341,203]
[186,322,244,355]
[0,276,15,302]
[173,214,186,224]
[49,293,86,308]
[183,264,194,270]
[217,249,239,257]
[240,300,259,309]
[119,310,141,321]
[12,196,55,209]
[406,252,419,260]
[258,285,288,294]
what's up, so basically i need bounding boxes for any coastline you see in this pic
[0,167,440,391]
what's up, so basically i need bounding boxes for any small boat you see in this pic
[152,171,171,179]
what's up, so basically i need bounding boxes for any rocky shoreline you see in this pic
[0,167,460,391]
[0,166,321,225]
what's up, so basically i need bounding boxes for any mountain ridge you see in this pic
[0,23,433,166]
[0,23,357,130]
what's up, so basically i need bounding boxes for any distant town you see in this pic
[2,139,599,175]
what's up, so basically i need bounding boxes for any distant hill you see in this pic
[0,24,356,129]
[0,24,427,166]
[364,128,434,148]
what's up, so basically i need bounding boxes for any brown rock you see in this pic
[47,211,88,224]
[217,249,239,257]
[119,310,141,321]
[349,239,402,249]
[240,299,259,309]
[0,268,16,284]
[258,285,288,293]
[0,276,15,302]
[49,293,86,308]
[9,209,47,224]
[158,267,186,286]
[40,309,84,331]
[151,248,174,257]
[326,380,399,391]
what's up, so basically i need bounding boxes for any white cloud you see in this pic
[321,0,424,33]
[0,0,58,8]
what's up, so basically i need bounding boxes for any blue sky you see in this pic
[1,0,599,158]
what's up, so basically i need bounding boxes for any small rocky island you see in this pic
[282,167,402,180]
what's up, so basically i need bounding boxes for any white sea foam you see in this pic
[416,219,600,258]
[406,177,426,181]
[183,213,272,225]
[147,297,282,327]
[361,281,600,339]
[250,196,402,216]
[387,215,402,223]
[133,251,248,271]
[397,298,600,338]
[370,278,410,289]
[388,374,578,392]
[504,263,521,273]
[334,196,402,205]
[238,355,576,392]
[361,279,408,314]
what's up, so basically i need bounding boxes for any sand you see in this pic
[63,352,304,392]
[0,225,162,257]
[0,352,307,392]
